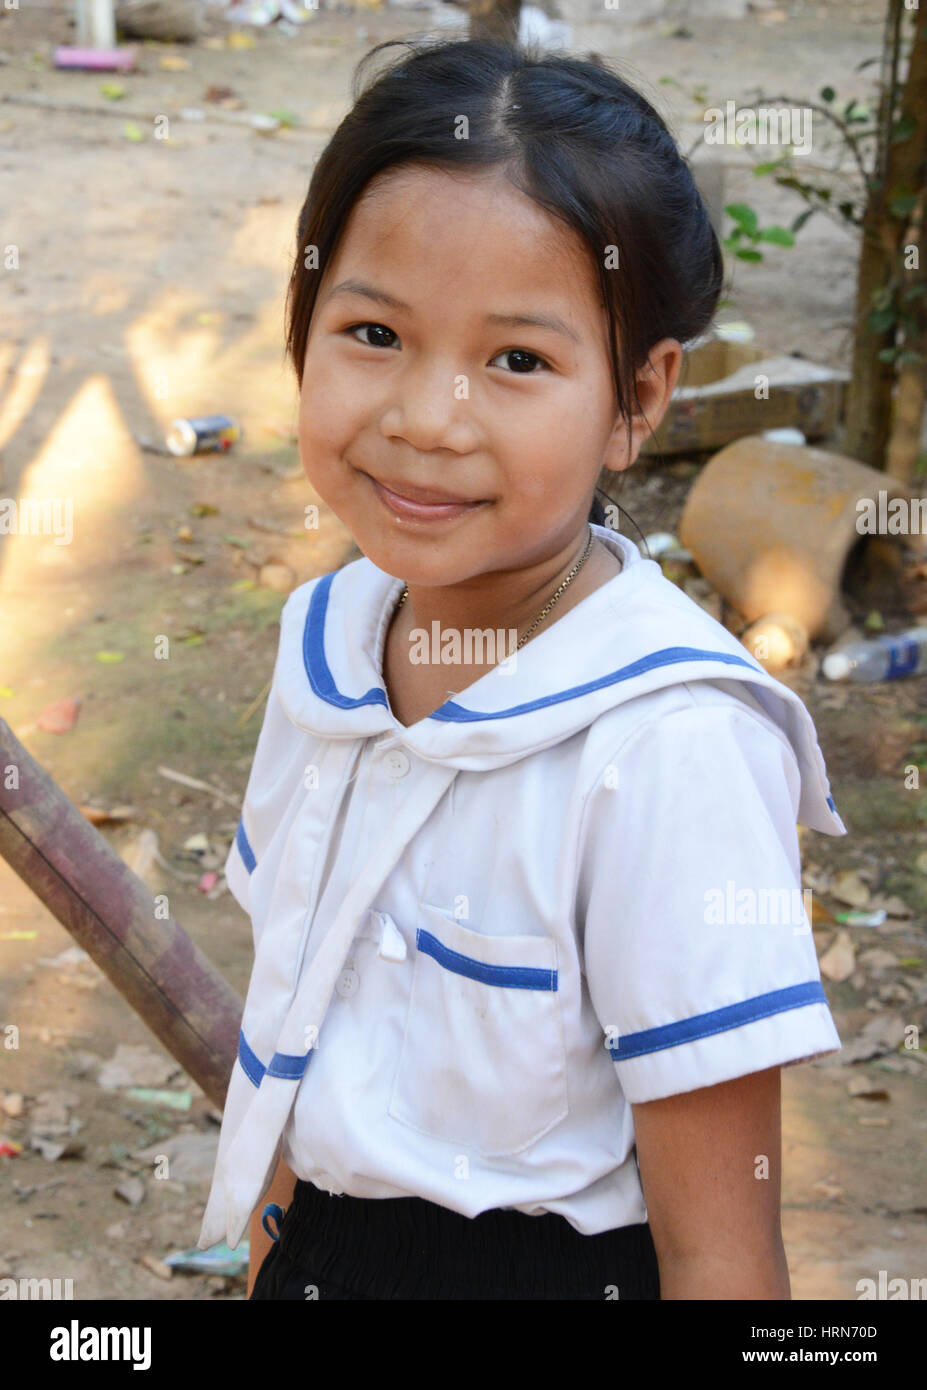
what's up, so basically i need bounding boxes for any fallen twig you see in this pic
[156,766,241,807]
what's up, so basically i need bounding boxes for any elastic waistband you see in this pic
[274,1179,660,1299]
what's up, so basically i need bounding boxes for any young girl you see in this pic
[197,36,845,1300]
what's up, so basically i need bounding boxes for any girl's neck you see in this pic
[390,535,622,667]
[394,533,621,649]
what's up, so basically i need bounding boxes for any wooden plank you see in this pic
[0,718,242,1111]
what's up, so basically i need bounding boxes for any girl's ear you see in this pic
[601,338,683,476]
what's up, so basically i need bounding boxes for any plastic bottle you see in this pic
[821,627,927,682]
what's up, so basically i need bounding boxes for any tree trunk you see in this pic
[844,3,927,474]
[842,0,905,466]
[886,186,927,483]
[884,16,927,484]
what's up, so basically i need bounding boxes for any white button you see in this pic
[382,749,410,779]
[335,968,359,998]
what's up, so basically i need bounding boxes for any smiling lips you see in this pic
[364,471,488,520]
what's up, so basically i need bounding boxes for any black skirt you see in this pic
[250,1178,661,1300]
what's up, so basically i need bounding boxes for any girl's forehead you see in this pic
[330,166,595,297]
[355,165,573,244]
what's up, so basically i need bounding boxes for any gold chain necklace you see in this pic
[396,527,594,652]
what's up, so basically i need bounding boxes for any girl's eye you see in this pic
[489,349,549,374]
[345,325,548,374]
[346,322,398,349]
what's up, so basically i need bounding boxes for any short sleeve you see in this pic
[578,701,842,1104]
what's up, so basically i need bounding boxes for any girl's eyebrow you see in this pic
[324,278,581,344]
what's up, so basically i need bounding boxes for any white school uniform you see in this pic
[197,522,845,1252]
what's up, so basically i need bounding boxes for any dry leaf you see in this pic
[36,696,81,733]
[115,1177,146,1207]
[139,1253,173,1280]
[830,871,870,909]
[819,929,855,982]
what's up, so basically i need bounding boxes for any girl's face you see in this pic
[298,163,678,588]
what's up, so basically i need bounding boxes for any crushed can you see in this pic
[166,415,242,457]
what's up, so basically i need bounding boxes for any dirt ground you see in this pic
[0,0,925,1301]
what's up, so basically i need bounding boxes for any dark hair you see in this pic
[285,36,723,533]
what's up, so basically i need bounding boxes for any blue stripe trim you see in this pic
[267,1049,310,1080]
[262,1203,284,1242]
[429,647,764,723]
[607,981,828,1061]
[238,1029,311,1087]
[302,571,766,721]
[416,928,558,990]
[826,793,836,812]
[305,572,390,711]
[238,1029,265,1086]
[236,818,256,874]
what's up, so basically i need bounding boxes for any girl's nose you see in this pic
[380,366,477,455]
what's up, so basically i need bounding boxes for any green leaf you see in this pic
[791,208,815,234]
[877,346,898,363]
[725,203,759,236]
[820,86,836,102]
[753,160,785,175]
[735,248,763,263]
[757,225,795,246]
[772,175,807,195]
[868,306,897,333]
[891,115,916,143]
[95,650,125,663]
[890,191,918,217]
[124,121,145,143]
[100,81,125,100]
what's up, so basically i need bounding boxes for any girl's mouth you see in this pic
[363,472,488,522]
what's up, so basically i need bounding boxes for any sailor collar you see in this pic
[270,522,845,833]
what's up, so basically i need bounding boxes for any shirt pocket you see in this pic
[387,902,569,1157]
